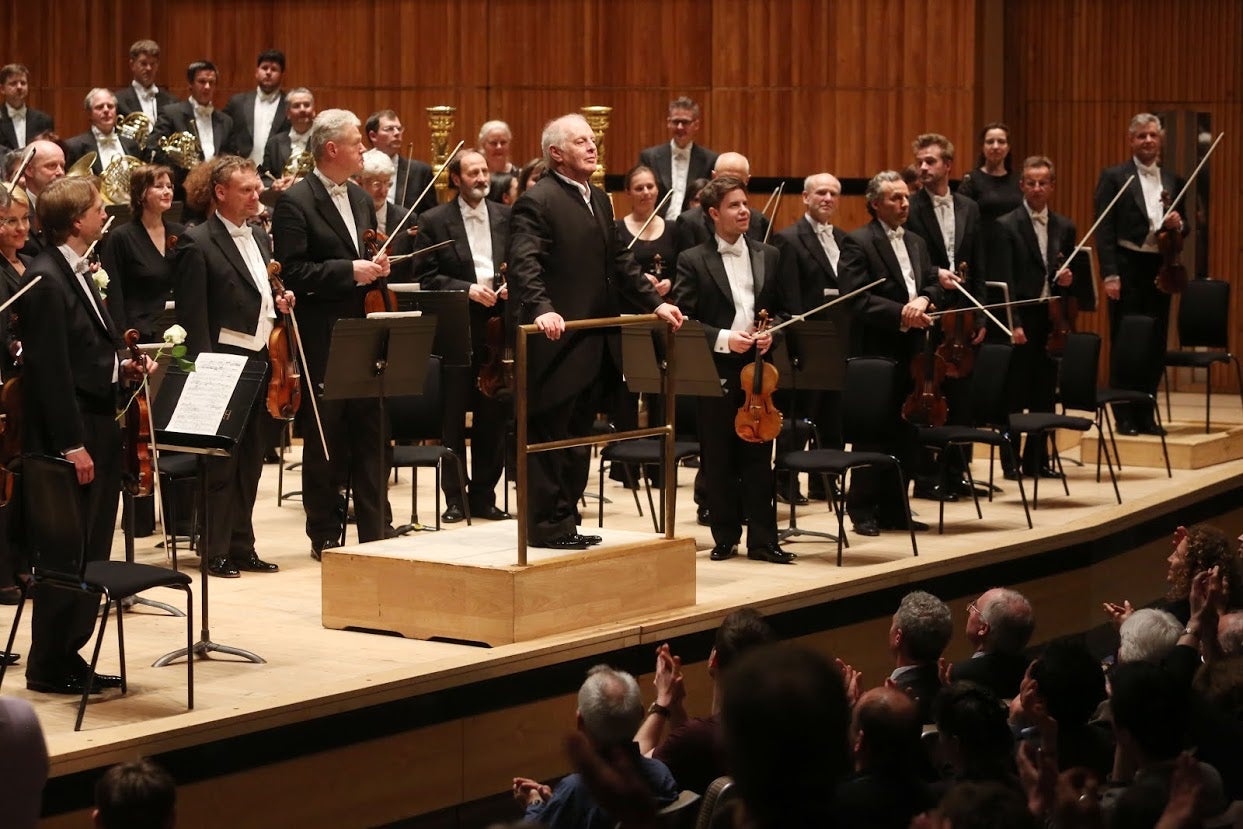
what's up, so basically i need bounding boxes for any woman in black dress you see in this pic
[0,185,30,608]
[958,123,1023,339]
[100,164,184,342]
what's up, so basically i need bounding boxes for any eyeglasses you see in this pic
[967,602,980,616]
[667,118,695,127]
[377,125,403,134]
[0,216,28,230]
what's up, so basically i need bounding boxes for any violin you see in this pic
[362,229,398,313]
[902,330,949,427]
[1046,253,1077,359]
[122,329,154,497]
[1155,189,1187,295]
[265,262,302,420]
[734,310,783,443]
[936,261,974,378]
[478,263,514,400]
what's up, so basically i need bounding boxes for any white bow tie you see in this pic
[193,103,213,119]
[229,226,252,239]
[673,149,689,161]
[816,223,834,238]
[73,258,91,276]
[1030,211,1048,225]
[1137,162,1160,178]
[142,88,158,100]
[463,206,487,224]
[887,227,905,242]
[718,238,746,257]
[98,133,118,144]
[258,91,280,105]
[326,182,349,198]
[8,106,25,118]
[931,193,953,210]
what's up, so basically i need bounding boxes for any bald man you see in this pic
[836,686,935,829]
[673,152,771,259]
[18,138,65,257]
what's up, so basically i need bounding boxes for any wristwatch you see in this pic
[647,701,670,717]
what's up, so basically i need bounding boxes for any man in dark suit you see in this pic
[772,172,849,503]
[225,50,289,167]
[837,171,948,535]
[0,64,54,151]
[673,152,770,259]
[638,97,719,221]
[18,139,65,258]
[271,109,393,559]
[415,149,513,523]
[364,110,436,215]
[261,88,315,195]
[1094,113,1186,435]
[950,587,1034,700]
[670,176,796,564]
[62,89,143,177]
[175,156,293,578]
[151,61,234,197]
[993,155,1089,477]
[115,40,178,122]
[19,177,149,695]
[508,113,683,550]
[886,590,953,724]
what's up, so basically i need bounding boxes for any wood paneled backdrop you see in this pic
[5,0,1238,390]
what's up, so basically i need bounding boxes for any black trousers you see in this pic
[26,411,122,682]
[1008,311,1056,471]
[297,394,390,544]
[204,372,269,561]
[440,363,508,513]
[525,388,598,544]
[697,392,778,550]
[1108,249,1169,424]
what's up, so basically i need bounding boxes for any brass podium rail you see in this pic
[515,314,677,565]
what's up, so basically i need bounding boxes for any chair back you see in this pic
[967,343,1013,427]
[841,356,899,444]
[1057,332,1101,412]
[1177,278,1231,350]
[19,455,87,580]
[656,790,702,829]
[694,776,739,829]
[386,356,445,443]
[1111,314,1155,389]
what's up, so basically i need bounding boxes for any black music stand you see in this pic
[152,356,268,666]
[392,288,473,368]
[323,315,437,542]
[769,319,847,543]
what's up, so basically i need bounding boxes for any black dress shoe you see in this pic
[84,671,123,689]
[852,519,881,537]
[1138,423,1167,436]
[1115,420,1140,436]
[913,483,957,502]
[571,532,603,546]
[207,557,240,578]
[233,553,279,573]
[747,545,796,564]
[1003,469,1019,481]
[441,504,466,524]
[311,539,340,561]
[474,505,511,521]
[775,489,809,506]
[27,675,102,696]
[697,506,711,526]
[533,534,589,551]
[710,544,738,561]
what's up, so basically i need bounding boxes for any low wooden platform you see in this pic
[322,527,697,645]
[1082,420,1243,469]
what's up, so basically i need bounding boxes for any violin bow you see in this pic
[269,262,331,462]
[1158,132,1223,227]
[399,142,415,204]
[1059,173,1137,278]
[0,274,40,317]
[927,296,1051,319]
[763,278,885,336]
[7,145,35,189]
[83,215,116,261]
[626,190,675,251]
[944,271,1012,339]
[373,139,465,261]
[760,182,784,244]
[387,238,455,263]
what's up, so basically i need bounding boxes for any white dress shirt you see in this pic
[216,215,276,352]
[249,88,281,165]
[886,225,917,301]
[132,80,161,121]
[92,126,124,170]
[6,104,26,148]
[459,197,495,287]
[1134,156,1165,252]
[805,213,840,276]
[714,235,755,353]
[58,243,118,382]
[931,191,955,262]
[315,169,359,254]
[667,140,692,220]
[192,102,215,160]
[1026,203,1051,298]
[289,127,310,158]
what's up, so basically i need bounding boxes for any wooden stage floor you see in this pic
[7,393,1243,826]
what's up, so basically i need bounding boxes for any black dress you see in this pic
[615,217,677,310]
[959,169,1022,339]
[100,218,185,342]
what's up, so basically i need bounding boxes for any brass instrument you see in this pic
[117,112,152,150]
[66,151,98,178]
[158,131,202,170]
[282,151,314,181]
[100,155,145,205]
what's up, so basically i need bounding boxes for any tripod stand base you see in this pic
[779,526,839,543]
[120,595,187,617]
[395,522,435,534]
[154,634,265,667]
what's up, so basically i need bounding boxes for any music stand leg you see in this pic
[154,455,264,667]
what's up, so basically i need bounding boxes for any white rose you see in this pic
[92,268,109,294]
[164,324,188,346]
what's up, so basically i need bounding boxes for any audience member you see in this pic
[93,758,176,829]
[933,682,1019,792]
[1013,640,1112,779]
[930,780,1037,829]
[888,590,953,722]
[1118,608,1183,665]
[0,696,47,829]
[950,587,1034,699]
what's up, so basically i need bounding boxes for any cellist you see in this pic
[174,155,293,578]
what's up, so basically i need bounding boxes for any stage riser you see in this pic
[1082,422,1243,469]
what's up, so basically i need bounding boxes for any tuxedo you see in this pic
[391,155,437,214]
[115,84,178,119]
[151,101,234,193]
[508,173,664,543]
[415,198,511,513]
[261,131,296,183]
[0,107,54,150]
[949,650,1031,701]
[174,215,276,564]
[224,89,289,163]
[62,130,143,175]
[670,237,796,551]
[637,142,718,214]
[20,246,125,685]
[837,220,945,527]
[271,174,390,545]
[674,206,770,261]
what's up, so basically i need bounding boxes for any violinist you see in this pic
[0,184,27,614]
[1094,113,1186,436]
[20,176,153,696]
[672,153,770,259]
[993,156,1085,478]
[837,171,946,537]
[271,109,393,560]
[356,148,414,283]
[174,155,291,578]
[414,148,511,524]
[669,176,797,564]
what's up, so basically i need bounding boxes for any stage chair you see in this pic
[1162,279,1243,433]
[1097,315,1171,478]
[694,777,738,829]
[0,455,194,731]
[597,396,700,533]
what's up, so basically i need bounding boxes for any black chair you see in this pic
[1163,279,1243,433]
[155,452,200,569]
[1008,332,1121,508]
[597,396,700,533]
[694,776,739,829]
[777,416,842,543]
[386,355,470,532]
[779,357,919,566]
[1097,315,1171,479]
[0,455,194,731]
[918,344,1032,532]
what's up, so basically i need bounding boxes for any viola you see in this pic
[902,330,949,427]
[362,229,398,314]
[936,262,974,378]
[1155,189,1187,295]
[265,262,302,420]
[1046,253,1077,359]
[122,329,154,497]
[734,310,783,443]
[478,263,514,400]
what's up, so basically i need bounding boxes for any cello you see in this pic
[734,311,783,443]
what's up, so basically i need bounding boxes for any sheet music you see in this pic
[163,353,248,436]
[365,310,422,319]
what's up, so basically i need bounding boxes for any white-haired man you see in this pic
[62,89,142,176]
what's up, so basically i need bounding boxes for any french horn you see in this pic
[158,131,202,170]
[99,155,145,205]
[66,151,98,178]
[117,112,152,150]
[282,151,315,181]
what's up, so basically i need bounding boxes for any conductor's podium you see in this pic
[321,525,697,646]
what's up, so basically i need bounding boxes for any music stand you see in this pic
[152,355,268,666]
[769,319,847,543]
[392,288,472,368]
[322,315,437,542]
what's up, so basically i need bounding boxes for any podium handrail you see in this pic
[515,313,677,565]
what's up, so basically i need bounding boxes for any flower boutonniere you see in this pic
[92,267,109,298]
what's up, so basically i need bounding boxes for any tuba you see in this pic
[282,151,315,181]
[100,155,144,205]
[116,112,153,150]
[158,131,202,170]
